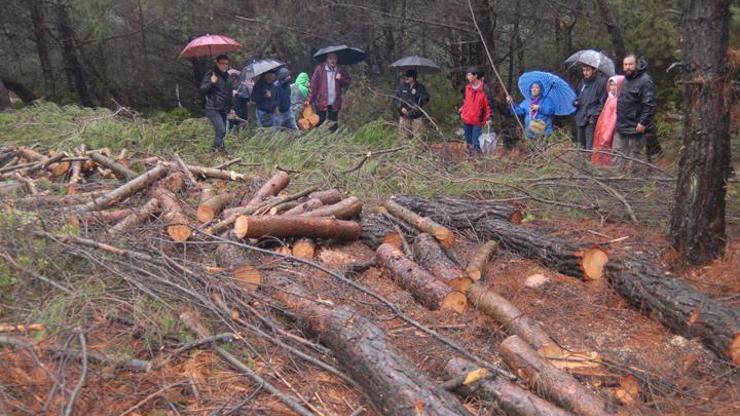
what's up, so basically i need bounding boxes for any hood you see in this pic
[294,72,309,87]
[607,75,625,96]
[627,59,648,79]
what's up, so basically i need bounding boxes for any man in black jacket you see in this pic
[252,71,277,128]
[271,67,298,132]
[199,55,234,151]
[615,55,657,173]
[573,64,607,150]
[394,70,430,140]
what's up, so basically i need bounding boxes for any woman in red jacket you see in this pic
[459,66,491,154]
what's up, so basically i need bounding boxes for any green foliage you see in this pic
[150,106,193,124]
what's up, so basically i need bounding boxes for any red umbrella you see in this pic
[179,34,241,59]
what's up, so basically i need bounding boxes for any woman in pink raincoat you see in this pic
[592,75,625,166]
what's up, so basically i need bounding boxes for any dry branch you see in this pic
[234,215,361,241]
[89,151,137,180]
[298,196,362,219]
[80,164,169,211]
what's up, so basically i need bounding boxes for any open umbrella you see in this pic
[313,45,366,65]
[564,50,615,76]
[179,34,241,59]
[389,55,440,74]
[240,58,285,79]
[518,71,576,116]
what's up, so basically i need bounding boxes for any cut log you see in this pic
[299,196,362,219]
[151,185,191,242]
[466,241,498,281]
[174,153,198,187]
[392,194,524,224]
[161,161,249,181]
[241,171,290,210]
[67,158,82,195]
[268,200,300,215]
[199,184,215,203]
[215,240,262,291]
[81,164,169,211]
[16,147,46,162]
[158,172,185,193]
[308,188,343,205]
[282,198,323,216]
[444,357,574,416]
[360,214,414,250]
[44,151,70,177]
[197,193,235,223]
[89,151,137,180]
[412,233,472,291]
[376,243,467,313]
[383,199,455,247]
[109,198,160,235]
[234,215,361,241]
[267,275,469,416]
[13,173,37,195]
[67,208,135,227]
[500,336,616,416]
[252,186,320,215]
[291,238,316,259]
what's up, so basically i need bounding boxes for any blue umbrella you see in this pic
[517,71,576,116]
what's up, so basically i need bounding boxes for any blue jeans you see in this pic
[205,109,227,149]
[255,108,274,128]
[463,123,482,152]
[272,110,298,132]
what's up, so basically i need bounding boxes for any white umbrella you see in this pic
[565,50,616,76]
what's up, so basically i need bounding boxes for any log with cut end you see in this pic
[234,215,360,241]
[151,186,191,242]
[360,214,414,250]
[466,241,498,281]
[81,164,169,211]
[299,196,362,219]
[267,275,469,416]
[161,161,249,181]
[89,151,137,180]
[197,193,235,223]
[109,198,160,235]
[67,159,82,195]
[253,186,320,215]
[412,233,472,291]
[291,238,316,259]
[268,200,300,215]
[241,171,290,210]
[282,198,323,215]
[376,243,467,313]
[199,184,215,203]
[500,336,616,416]
[383,199,455,247]
[308,188,343,205]
[45,150,71,177]
[215,240,261,291]
[392,194,524,224]
[444,357,574,416]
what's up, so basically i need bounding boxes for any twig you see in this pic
[174,153,198,188]
[0,252,73,294]
[119,382,188,416]
[214,157,242,170]
[63,332,87,416]
[591,177,639,224]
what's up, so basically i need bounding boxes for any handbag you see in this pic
[478,124,498,155]
[527,118,547,136]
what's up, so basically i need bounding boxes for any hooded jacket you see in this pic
[574,73,608,127]
[616,59,657,135]
[394,81,430,120]
[290,72,309,114]
[592,75,625,166]
[199,68,233,112]
[459,82,491,126]
[273,76,293,114]
[511,81,556,138]
[251,76,275,113]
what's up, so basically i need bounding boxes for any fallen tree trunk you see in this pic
[383,200,455,247]
[89,151,137,180]
[392,195,524,224]
[109,198,160,236]
[466,241,498,281]
[234,215,361,241]
[308,188,343,205]
[241,171,290,211]
[215,239,262,292]
[444,357,574,416]
[160,161,249,181]
[299,196,362,219]
[282,198,322,215]
[377,243,467,313]
[360,213,416,250]
[197,193,235,223]
[267,275,469,415]
[81,164,169,211]
[412,233,472,291]
[500,336,616,416]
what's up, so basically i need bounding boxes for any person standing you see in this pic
[290,72,310,117]
[506,81,556,142]
[272,68,299,132]
[199,54,234,151]
[394,69,429,140]
[308,52,351,132]
[459,66,491,155]
[252,71,277,128]
[615,54,657,173]
[592,75,625,166]
[573,64,607,150]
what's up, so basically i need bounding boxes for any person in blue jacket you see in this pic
[506,81,555,140]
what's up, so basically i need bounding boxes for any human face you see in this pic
[264,72,276,83]
[326,53,338,67]
[623,56,636,76]
[405,75,416,84]
[216,58,230,72]
[530,83,541,97]
[608,80,617,95]
[582,66,595,79]
[466,73,477,83]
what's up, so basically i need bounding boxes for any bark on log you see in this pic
[282,198,323,216]
[298,196,362,219]
[234,215,361,241]
[89,151,137,180]
[267,275,469,416]
[241,171,290,210]
[291,238,316,259]
[174,153,198,187]
[500,336,616,416]
[377,243,468,313]
[412,233,472,291]
[161,161,249,181]
[45,150,70,177]
[215,240,262,291]
[383,200,455,247]
[466,241,498,281]
[253,186,320,215]
[67,158,82,195]
[109,198,160,235]
[268,200,300,215]
[151,185,190,242]
[444,357,574,416]
[308,188,343,205]
[392,195,524,224]
[197,193,235,223]
[68,208,135,227]
[360,214,415,250]
[199,184,215,203]
[81,164,169,211]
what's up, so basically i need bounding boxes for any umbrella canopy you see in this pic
[564,49,615,76]
[179,34,241,59]
[389,55,441,74]
[240,59,285,79]
[518,71,576,116]
[313,45,366,65]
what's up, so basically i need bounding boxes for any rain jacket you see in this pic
[272,77,292,114]
[574,74,608,127]
[592,75,625,166]
[393,81,429,120]
[459,82,491,127]
[616,59,656,135]
[199,68,233,112]
[308,64,351,111]
[251,77,275,113]
[290,72,309,114]
[511,82,555,138]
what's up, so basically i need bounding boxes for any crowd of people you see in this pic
[200,51,657,173]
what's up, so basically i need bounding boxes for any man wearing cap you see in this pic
[272,67,299,132]
[573,64,607,150]
[393,69,430,140]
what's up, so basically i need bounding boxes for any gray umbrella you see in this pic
[389,55,441,74]
[313,45,366,65]
[565,50,615,76]
[240,58,285,79]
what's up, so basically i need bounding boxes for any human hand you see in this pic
[531,104,539,111]
[636,123,646,134]
[411,88,416,95]
[210,73,218,84]
[401,108,408,115]
[506,95,513,105]
[335,73,341,81]
[266,91,272,98]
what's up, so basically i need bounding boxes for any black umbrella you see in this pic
[313,45,366,65]
[240,58,285,79]
[389,55,441,74]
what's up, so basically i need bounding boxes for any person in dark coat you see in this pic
[393,69,429,140]
[308,52,351,132]
[615,55,657,173]
[272,67,298,132]
[573,64,608,150]
[199,55,234,151]
[252,71,277,128]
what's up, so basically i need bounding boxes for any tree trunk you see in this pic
[360,213,414,250]
[669,0,732,265]
[89,152,137,180]
[298,196,362,219]
[0,78,37,104]
[80,165,169,211]
[151,186,191,242]
[282,198,322,215]
[241,171,290,210]
[466,240,498,281]
[412,233,472,291]
[0,79,9,111]
[55,4,94,107]
[197,193,235,223]
[234,215,361,241]
[383,200,455,247]
[392,195,523,224]
[30,0,55,100]
[215,238,262,292]
[377,243,468,313]
[267,275,469,416]
[594,0,626,64]
[308,188,343,205]
[109,198,160,236]
[291,238,316,259]
[159,161,250,182]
